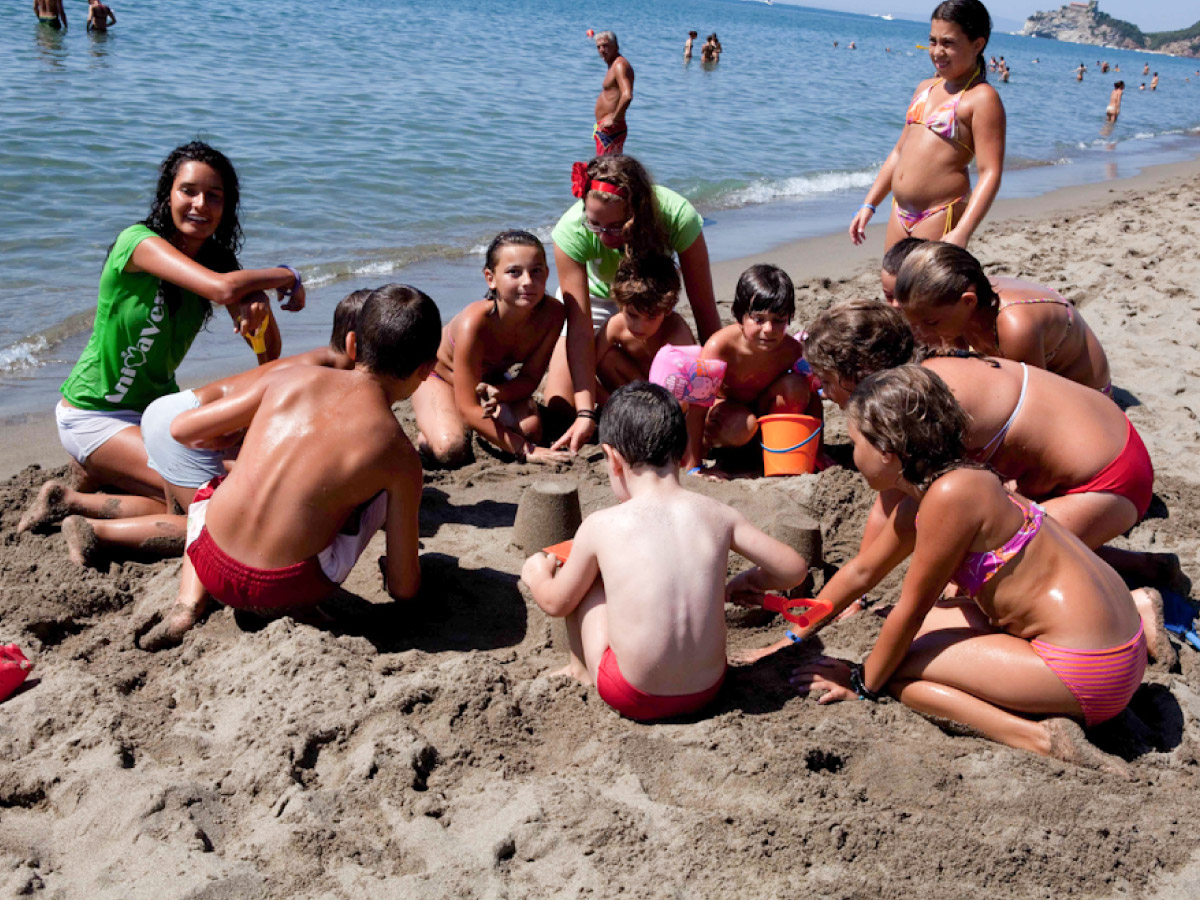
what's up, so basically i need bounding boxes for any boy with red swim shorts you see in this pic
[521,382,807,722]
[141,285,440,650]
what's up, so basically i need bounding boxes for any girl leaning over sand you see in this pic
[789,366,1143,769]
[545,155,720,452]
[20,142,305,534]
[412,231,570,468]
[893,241,1112,394]
[849,0,1005,251]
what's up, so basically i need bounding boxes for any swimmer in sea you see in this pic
[34,0,66,29]
[86,0,116,32]
[1106,81,1124,123]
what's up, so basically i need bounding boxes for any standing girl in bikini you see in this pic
[412,231,570,468]
[849,0,1005,251]
[893,241,1112,393]
[785,366,1143,768]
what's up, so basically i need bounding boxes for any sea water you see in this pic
[3,0,1199,414]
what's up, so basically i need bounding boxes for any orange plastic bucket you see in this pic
[758,413,822,476]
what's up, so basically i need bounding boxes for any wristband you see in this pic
[785,630,803,644]
[277,264,302,298]
[849,662,884,702]
[576,409,597,420]
[685,466,703,475]
[859,203,877,213]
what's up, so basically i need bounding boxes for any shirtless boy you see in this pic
[593,31,634,156]
[521,382,808,721]
[682,264,816,477]
[141,284,441,650]
[86,0,116,32]
[34,0,66,29]
[595,254,694,403]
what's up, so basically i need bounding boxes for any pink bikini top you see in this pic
[948,497,1044,597]
[905,67,980,154]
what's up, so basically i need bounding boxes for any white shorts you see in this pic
[56,401,142,466]
[556,288,619,337]
[186,486,388,585]
[143,390,230,489]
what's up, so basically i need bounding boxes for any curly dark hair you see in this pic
[583,155,670,263]
[848,364,978,490]
[139,141,243,319]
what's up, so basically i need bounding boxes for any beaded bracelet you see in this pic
[849,662,884,702]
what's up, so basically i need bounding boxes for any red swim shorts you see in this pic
[1059,417,1154,520]
[596,647,724,722]
[187,526,335,614]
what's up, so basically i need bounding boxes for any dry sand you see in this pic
[3,162,1200,898]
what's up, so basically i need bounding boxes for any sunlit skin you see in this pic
[594,38,634,130]
[411,244,569,466]
[849,18,1005,251]
[682,313,815,477]
[897,276,1111,392]
[594,305,694,404]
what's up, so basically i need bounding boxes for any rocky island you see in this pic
[1022,1,1200,58]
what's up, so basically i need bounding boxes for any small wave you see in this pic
[0,337,49,374]
[302,243,480,288]
[698,169,877,210]
[1008,155,1073,171]
[468,225,555,257]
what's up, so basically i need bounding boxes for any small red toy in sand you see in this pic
[761,595,833,629]
[0,645,33,702]
[543,540,573,566]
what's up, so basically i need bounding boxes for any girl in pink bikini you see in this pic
[849,0,1005,251]
[790,366,1144,768]
[893,241,1113,393]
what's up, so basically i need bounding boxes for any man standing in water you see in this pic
[34,0,67,29]
[593,31,634,157]
[86,0,117,32]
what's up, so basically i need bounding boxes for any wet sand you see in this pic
[2,161,1200,898]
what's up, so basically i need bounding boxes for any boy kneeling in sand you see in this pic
[522,382,808,721]
[142,285,440,650]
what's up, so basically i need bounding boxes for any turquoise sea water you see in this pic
[3,0,1199,413]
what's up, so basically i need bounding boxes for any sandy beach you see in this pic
[3,159,1200,898]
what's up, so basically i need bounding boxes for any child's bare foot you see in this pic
[1043,718,1131,778]
[1133,587,1177,669]
[62,516,99,567]
[18,480,68,533]
[549,660,591,686]
[139,598,209,652]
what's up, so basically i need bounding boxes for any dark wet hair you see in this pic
[357,284,442,380]
[881,237,928,276]
[613,253,681,317]
[1114,81,1125,90]
[689,31,698,38]
[599,381,687,469]
[732,264,795,322]
[894,241,998,311]
[931,0,992,75]
[848,364,972,490]
[804,299,915,386]
[582,155,670,262]
[483,230,546,313]
[139,141,243,321]
[329,289,372,352]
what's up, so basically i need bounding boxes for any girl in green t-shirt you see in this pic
[21,142,307,547]
[545,155,720,454]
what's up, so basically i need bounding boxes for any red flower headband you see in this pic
[571,161,628,200]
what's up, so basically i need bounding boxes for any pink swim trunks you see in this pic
[596,647,725,722]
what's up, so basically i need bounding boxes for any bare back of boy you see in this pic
[198,366,418,572]
[574,489,739,695]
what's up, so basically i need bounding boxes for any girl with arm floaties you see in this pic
[412,231,570,467]
[849,0,1005,251]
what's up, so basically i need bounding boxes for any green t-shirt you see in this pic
[551,185,704,299]
[61,224,209,412]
